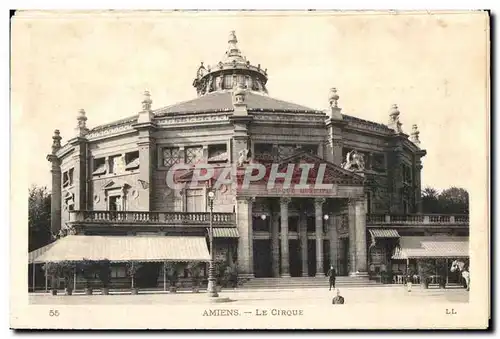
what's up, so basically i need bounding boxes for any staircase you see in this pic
[240,276,382,290]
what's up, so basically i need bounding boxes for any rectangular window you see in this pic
[109,155,125,175]
[254,144,274,162]
[92,158,107,176]
[125,151,140,171]
[208,144,228,163]
[224,75,232,89]
[186,189,204,212]
[162,147,182,168]
[185,146,203,164]
[108,195,121,211]
[62,168,74,188]
[111,266,127,278]
[306,216,315,233]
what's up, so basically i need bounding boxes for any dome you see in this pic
[192,31,269,97]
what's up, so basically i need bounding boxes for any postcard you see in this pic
[10,10,490,329]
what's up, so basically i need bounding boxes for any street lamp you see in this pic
[260,214,267,221]
[207,189,219,298]
[323,214,329,221]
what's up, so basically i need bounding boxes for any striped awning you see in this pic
[29,242,57,264]
[210,228,239,238]
[34,235,210,263]
[369,229,400,238]
[392,236,469,259]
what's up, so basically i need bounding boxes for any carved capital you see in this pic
[280,197,292,206]
[314,197,326,209]
[237,196,255,204]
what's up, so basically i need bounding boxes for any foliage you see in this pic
[421,186,469,214]
[126,262,142,278]
[164,262,185,285]
[417,259,436,285]
[438,187,469,214]
[43,261,76,289]
[28,185,52,252]
[95,259,112,288]
[77,259,98,288]
[187,262,203,287]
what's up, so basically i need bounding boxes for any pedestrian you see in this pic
[406,270,413,292]
[332,289,345,304]
[327,265,336,291]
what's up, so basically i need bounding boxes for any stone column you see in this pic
[329,215,339,270]
[133,94,156,211]
[355,198,368,274]
[415,162,423,213]
[47,130,62,235]
[271,211,280,277]
[348,199,357,276]
[280,197,291,277]
[236,197,254,278]
[68,139,88,210]
[315,198,326,277]
[299,213,308,277]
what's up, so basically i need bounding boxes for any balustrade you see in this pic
[71,210,235,225]
[366,214,469,225]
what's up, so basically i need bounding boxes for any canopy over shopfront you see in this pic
[392,236,469,260]
[34,235,211,263]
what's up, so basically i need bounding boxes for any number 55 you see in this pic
[49,310,59,317]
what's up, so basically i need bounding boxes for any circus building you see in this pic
[30,31,469,291]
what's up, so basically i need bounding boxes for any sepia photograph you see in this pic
[10,10,490,329]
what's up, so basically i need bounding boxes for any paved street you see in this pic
[30,286,469,305]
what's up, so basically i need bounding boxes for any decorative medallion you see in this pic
[219,184,228,194]
[94,194,100,203]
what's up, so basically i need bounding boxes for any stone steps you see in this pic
[240,276,381,289]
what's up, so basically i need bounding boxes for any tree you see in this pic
[421,186,440,213]
[438,187,469,214]
[421,186,469,214]
[28,185,52,252]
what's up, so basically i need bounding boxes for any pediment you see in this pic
[102,180,131,190]
[247,151,365,186]
[173,151,365,187]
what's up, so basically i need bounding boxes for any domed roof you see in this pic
[153,91,321,116]
[192,31,269,97]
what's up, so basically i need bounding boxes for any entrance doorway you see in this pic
[253,240,272,277]
[289,240,301,277]
[308,240,316,276]
[135,262,161,288]
[341,238,349,276]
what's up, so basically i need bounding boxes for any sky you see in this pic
[11,10,489,192]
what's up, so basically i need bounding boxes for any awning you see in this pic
[392,236,469,259]
[34,235,210,263]
[210,228,239,238]
[369,229,400,238]
[29,242,57,264]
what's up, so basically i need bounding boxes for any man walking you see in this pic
[327,265,336,291]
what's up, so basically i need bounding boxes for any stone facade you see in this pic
[46,31,469,283]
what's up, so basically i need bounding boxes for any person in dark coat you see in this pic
[327,265,336,291]
[332,289,345,304]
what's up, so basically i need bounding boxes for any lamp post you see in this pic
[207,189,219,297]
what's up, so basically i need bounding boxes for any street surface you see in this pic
[30,286,469,305]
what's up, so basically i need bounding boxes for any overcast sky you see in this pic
[11,11,489,192]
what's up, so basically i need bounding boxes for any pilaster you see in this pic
[279,197,291,277]
[271,211,280,277]
[68,137,88,210]
[236,196,254,278]
[133,91,157,211]
[348,198,357,276]
[314,197,325,277]
[354,198,368,275]
[329,215,339,270]
[299,213,308,277]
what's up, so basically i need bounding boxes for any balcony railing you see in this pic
[366,214,469,225]
[69,210,236,226]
